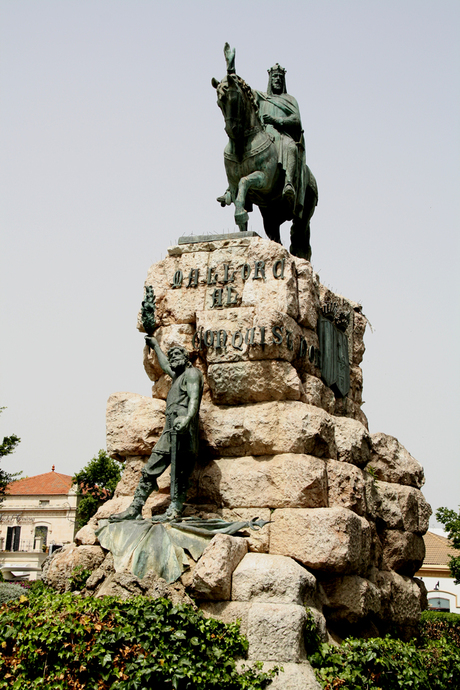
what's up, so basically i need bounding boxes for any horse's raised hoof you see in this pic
[217,191,232,207]
[235,210,249,227]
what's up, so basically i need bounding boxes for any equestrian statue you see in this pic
[212,43,318,261]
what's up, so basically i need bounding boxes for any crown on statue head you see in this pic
[268,63,287,77]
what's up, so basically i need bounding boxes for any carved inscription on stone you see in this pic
[170,257,287,309]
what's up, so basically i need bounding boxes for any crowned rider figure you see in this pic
[254,64,308,216]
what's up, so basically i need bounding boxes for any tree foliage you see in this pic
[0,407,21,502]
[436,506,460,584]
[73,450,122,528]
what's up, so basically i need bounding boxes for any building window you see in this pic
[428,597,450,612]
[34,525,48,548]
[6,526,21,552]
[39,500,50,506]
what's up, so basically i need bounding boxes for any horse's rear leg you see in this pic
[234,172,266,229]
[260,207,282,244]
[290,216,311,261]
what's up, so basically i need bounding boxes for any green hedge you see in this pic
[310,634,460,690]
[0,584,277,690]
[420,610,460,647]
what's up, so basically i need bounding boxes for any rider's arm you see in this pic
[145,336,174,378]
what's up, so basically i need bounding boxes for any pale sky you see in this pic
[1,1,459,526]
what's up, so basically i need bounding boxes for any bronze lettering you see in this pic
[286,329,294,351]
[186,268,199,288]
[271,325,284,345]
[207,267,218,285]
[216,329,228,348]
[272,258,286,279]
[171,270,183,289]
[241,263,251,281]
[192,329,203,350]
[204,330,215,347]
[232,331,244,351]
[245,327,256,345]
[259,326,266,346]
[253,260,266,280]
[210,288,223,308]
[223,263,235,283]
[226,286,239,306]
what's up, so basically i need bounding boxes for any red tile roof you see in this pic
[423,531,460,566]
[6,470,74,496]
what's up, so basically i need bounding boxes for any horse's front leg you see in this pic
[234,171,266,228]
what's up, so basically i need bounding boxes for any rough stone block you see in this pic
[142,251,210,326]
[241,242,299,319]
[74,525,98,546]
[207,360,302,404]
[333,416,371,466]
[114,456,171,497]
[247,603,307,661]
[376,570,423,630]
[199,600,250,636]
[199,400,337,459]
[368,481,431,532]
[232,553,316,604]
[294,258,320,330]
[352,310,367,366]
[249,309,304,363]
[106,393,165,459]
[253,661,321,690]
[327,460,366,515]
[381,530,426,575]
[42,544,105,593]
[270,507,371,574]
[191,454,327,509]
[195,308,255,363]
[221,507,271,553]
[151,374,172,400]
[368,433,425,488]
[301,374,335,413]
[191,534,248,600]
[322,575,381,623]
[349,365,364,406]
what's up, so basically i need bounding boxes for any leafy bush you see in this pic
[310,634,460,689]
[0,582,26,605]
[0,586,277,689]
[68,565,92,591]
[420,610,460,647]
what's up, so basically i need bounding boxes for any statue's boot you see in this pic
[109,477,157,522]
[151,476,188,523]
[283,146,297,212]
[282,182,295,210]
[151,499,184,523]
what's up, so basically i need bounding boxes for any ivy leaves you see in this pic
[0,586,276,689]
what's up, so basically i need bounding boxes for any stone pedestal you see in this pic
[50,235,430,686]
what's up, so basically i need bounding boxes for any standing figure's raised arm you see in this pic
[145,336,174,378]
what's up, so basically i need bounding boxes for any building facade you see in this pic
[416,530,460,614]
[0,467,78,580]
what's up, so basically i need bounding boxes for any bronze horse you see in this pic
[212,48,317,261]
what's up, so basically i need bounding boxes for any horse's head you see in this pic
[212,73,261,143]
